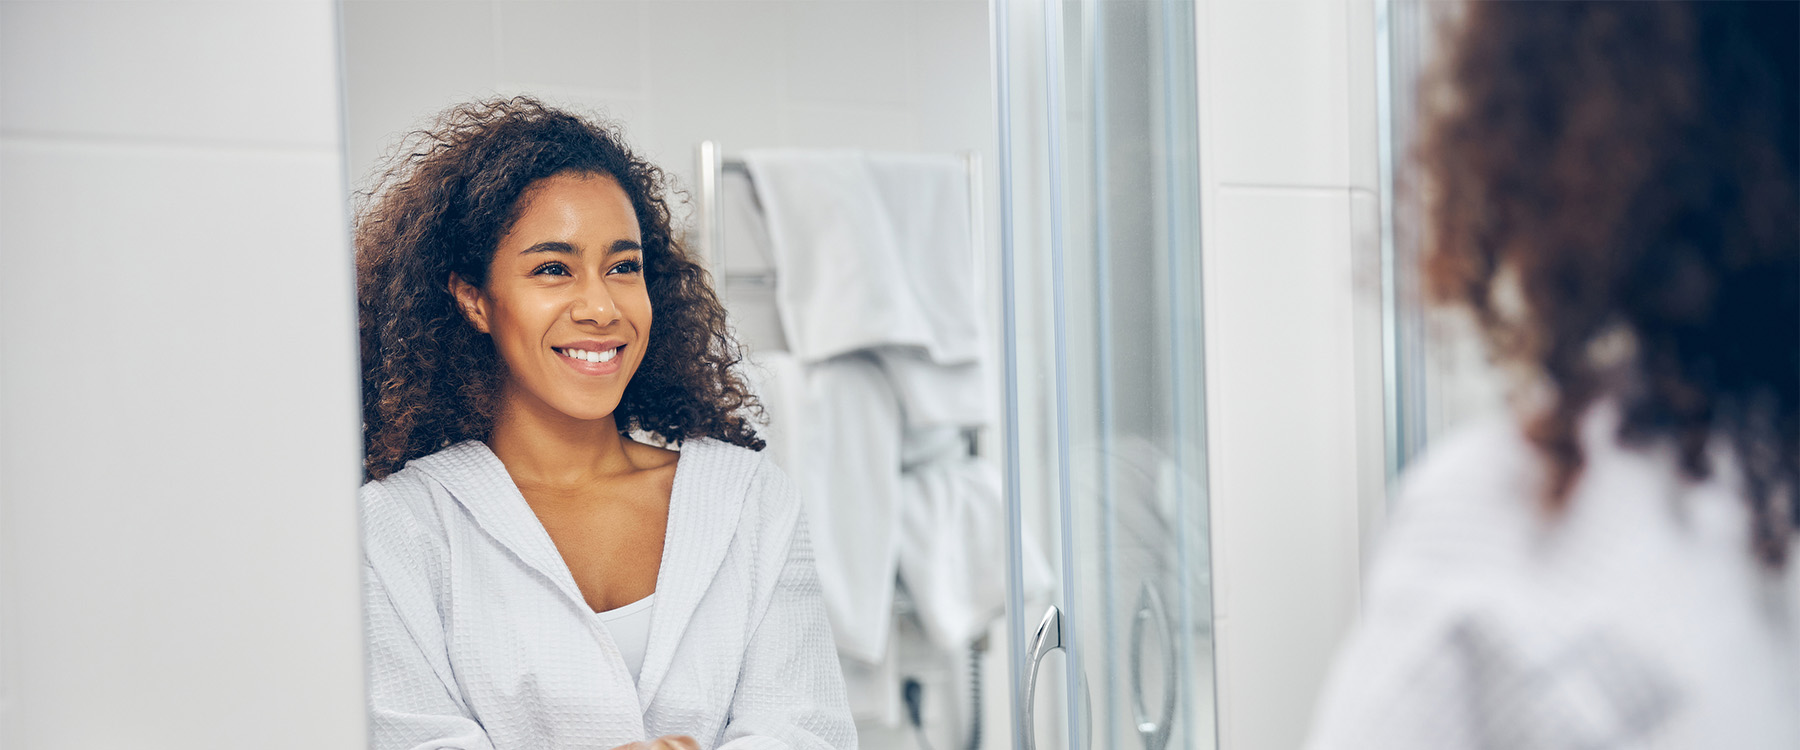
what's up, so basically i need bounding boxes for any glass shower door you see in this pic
[994,1,1213,749]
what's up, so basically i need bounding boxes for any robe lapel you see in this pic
[412,441,594,613]
[415,441,650,739]
[635,439,756,709]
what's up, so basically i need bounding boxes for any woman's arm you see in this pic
[717,504,857,750]
[365,560,496,750]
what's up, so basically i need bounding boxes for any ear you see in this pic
[447,272,492,334]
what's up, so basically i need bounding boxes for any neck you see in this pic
[485,383,635,489]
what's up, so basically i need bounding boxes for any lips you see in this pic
[552,340,627,376]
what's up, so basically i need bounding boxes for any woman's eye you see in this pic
[531,262,570,276]
[608,259,644,275]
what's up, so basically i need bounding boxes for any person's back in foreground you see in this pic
[1307,3,1799,748]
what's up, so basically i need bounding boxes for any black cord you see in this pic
[966,640,984,750]
[903,678,935,750]
[906,636,989,750]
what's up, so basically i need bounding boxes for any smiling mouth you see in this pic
[555,346,621,364]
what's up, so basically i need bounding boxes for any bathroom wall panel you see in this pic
[1203,187,1363,750]
[644,92,784,182]
[0,1,365,745]
[644,1,787,106]
[1346,0,1380,193]
[0,0,340,149]
[781,1,914,109]
[783,102,921,152]
[909,0,995,158]
[0,141,363,749]
[341,0,995,216]
[340,0,498,181]
[498,1,645,93]
[1205,0,1351,189]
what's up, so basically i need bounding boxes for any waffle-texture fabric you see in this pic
[1307,403,1800,749]
[362,438,857,750]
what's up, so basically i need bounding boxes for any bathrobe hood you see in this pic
[362,438,856,750]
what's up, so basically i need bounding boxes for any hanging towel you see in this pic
[897,431,1054,651]
[742,150,980,366]
[745,349,903,665]
[737,149,1040,729]
[871,347,992,431]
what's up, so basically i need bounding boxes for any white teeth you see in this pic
[559,347,620,364]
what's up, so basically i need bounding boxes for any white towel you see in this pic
[872,347,992,431]
[898,448,1054,651]
[737,149,1036,730]
[742,150,980,366]
[747,350,903,665]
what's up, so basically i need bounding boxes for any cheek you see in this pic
[487,296,553,356]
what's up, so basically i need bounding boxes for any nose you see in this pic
[571,275,622,327]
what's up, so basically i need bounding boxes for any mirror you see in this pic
[342,3,1029,749]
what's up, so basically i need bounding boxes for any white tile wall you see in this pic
[340,0,500,180]
[1207,0,1352,189]
[499,1,645,92]
[342,0,997,212]
[0,2,365,747]
[1346,0,1380,192]
[1205,187,1364,750]
[0,1,341,149]
[783,1,914,108]
[1198,2,1383,748]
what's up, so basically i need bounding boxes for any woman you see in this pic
[357,97,855,750]
[1309,3,1797,749]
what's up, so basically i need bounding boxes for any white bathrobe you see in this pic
[362,438,857,750]
[1307,404,1800,749]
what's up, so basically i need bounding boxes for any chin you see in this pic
[552,397,623,423]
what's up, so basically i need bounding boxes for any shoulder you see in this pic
[680,438,804,541]
[360,461,437,542]
[1377,414,1546,578]
[680,438,796,502]
[359,442,485,568]
[1309,417,1549,748]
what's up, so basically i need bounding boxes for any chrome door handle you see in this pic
[1022,604,1064,750]
[1130,584,1177,750]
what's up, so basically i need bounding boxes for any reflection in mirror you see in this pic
[342,3,1035,750]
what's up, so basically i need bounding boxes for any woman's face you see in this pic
[451,171,651,424]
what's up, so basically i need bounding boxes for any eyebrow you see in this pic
[519,239,643,256]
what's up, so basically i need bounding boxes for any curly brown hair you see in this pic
[357,96,763,480]
[1422,2,1798,564]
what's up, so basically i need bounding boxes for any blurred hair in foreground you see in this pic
[1307,4,1800,749]
[1422,0,1798,564]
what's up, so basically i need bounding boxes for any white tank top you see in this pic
[595,594,655,683]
